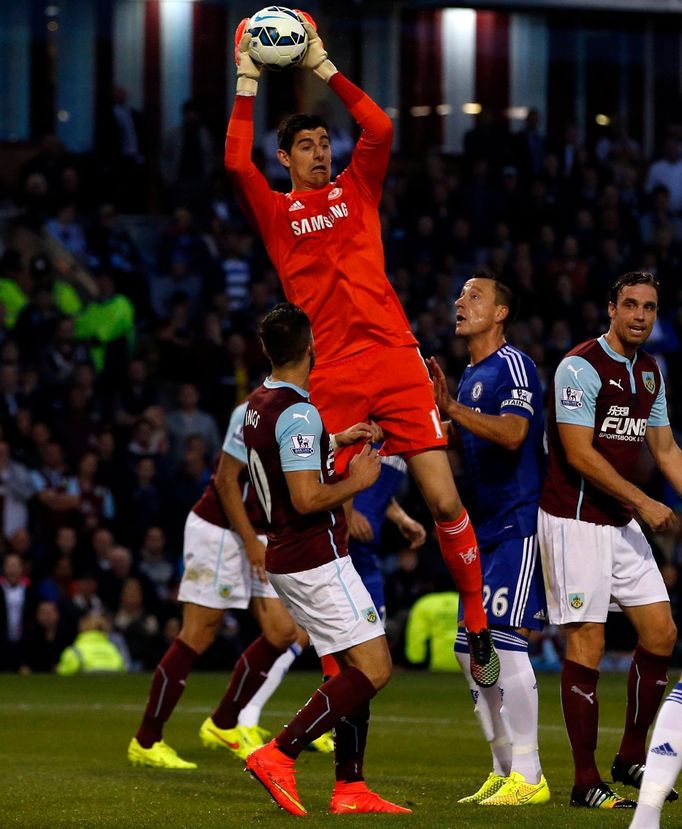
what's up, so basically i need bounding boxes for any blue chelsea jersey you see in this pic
[350,454,408,559]
[456,344,545,546]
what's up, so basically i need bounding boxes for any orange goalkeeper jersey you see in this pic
[225,73,417,368]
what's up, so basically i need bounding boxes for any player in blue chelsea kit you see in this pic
[428,272,549,806]
[349,454,426,621]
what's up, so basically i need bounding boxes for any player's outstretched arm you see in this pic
[558,422,675,532]
[225,20,276,237]
[286,444,381,514]
[332,420,383,449]
[215,450,268,582]
[296,10,392,191]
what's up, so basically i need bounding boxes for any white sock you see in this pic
[237,643,302,728]
[494,630,542,785]
[630,682,682,829]
[455,632,511,777]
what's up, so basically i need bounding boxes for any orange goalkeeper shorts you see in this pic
[309,344,447,474]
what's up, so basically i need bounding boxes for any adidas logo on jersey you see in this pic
[289,200,305,212]
[651,742,678,757]
[533,609,546,620]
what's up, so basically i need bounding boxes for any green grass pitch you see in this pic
[1,670,679,828]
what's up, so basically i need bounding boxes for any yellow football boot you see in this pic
[480,771,550,805]
[127,737,197,769]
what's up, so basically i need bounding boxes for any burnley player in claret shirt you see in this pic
[225,8,498,687]
[539,272,682,810]
[242,302,413,816]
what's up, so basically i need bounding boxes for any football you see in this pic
[247,6,309,70]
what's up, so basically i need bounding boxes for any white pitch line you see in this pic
[0,702,624,733]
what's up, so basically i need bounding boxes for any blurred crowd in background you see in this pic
[1,96,682,675]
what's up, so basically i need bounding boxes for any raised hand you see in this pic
[348,443,381,490]
[234,18,262,94]
[426,356,452,414]
[294,9,337,80]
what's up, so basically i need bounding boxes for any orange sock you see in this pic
[435,510,487,633]
[321,654,340,679]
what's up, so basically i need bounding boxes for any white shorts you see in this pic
[267,555,384,657]
[538,508,669,625]
[178,512,279,610]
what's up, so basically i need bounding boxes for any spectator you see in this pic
[404,591,461,672]
[87,204,150,317]
[18,172,53,231]
[50,384,102,468]
[640,185,682,245]
[595,113,640,170]
[463,108,510,173]
[0,249,34,329]
[137,526,175,601]
[114,359,158,430]
[101,86,146,213]
[40,316,92,393]
[44,201,98,269]
[6,528,42,577]
[37,554,76,624]
[97,544,155,616]
[165,383,220,465]
[71,572,106,619]
[29,441,78,540]
[19,599,71,673]
[65,451,115,538]
[160,100,216,214]
[0,552,36,670]
[29,254,83,319]
[514,108,546,182]
[86,526,115,579]
[0,440,35,540]
[646,136,682,213]
[113,577,160,671]
[127,457,165,547]
[155,291,195,382]
[75,271,135,376]
[13,281,61,363]
[166,448,210,548]
[43,525,79,581]
[56,612,127,675]
[0,363,30,437]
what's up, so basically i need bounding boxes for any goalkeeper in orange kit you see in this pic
[227,0,496,715]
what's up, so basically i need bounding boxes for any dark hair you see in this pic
[259,303,312,366]
[277,113,329,154]
[609,271,660,305]
[469,269,518,331]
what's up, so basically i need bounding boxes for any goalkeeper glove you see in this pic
[295,10,338,82]
[234,18,262,96]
